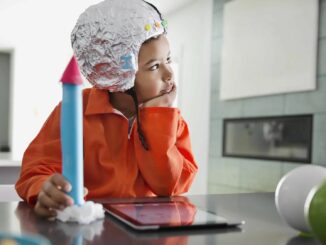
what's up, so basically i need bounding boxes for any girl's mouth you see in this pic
[162,83,175,94]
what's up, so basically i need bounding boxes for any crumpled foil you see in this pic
[71,0,167,92]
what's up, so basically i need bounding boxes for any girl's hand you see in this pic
[34,174,88,218]
[140,84,177,108]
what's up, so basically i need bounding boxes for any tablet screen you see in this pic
[104,200,241,230]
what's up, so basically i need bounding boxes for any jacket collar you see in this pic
[84,88,123,116]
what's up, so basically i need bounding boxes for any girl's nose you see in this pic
[163,66,173,83]
[164,75,172,84]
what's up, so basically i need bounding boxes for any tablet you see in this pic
[104,200,245,231]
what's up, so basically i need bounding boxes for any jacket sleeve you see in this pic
[15,104,62,205]
[134,107,198,196]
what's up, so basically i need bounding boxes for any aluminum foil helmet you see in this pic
[71,0,167,92]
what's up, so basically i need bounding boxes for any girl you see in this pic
[15,0,198,218]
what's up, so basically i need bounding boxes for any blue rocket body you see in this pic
[61,83,84,205]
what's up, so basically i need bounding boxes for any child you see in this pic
[15,0,198,218]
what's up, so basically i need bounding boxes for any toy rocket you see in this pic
[60,56,84,205]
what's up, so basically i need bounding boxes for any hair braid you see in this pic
[125,88,149,151]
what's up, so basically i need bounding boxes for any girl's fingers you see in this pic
[38,191,66,210]
[43,178,74,206]
[42,174,73,207]
[50,173,72,192]
[34,202,57,218]
[141,93,175,107]
[35,174,77,218]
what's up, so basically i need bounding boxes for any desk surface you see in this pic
[0,193,323,245]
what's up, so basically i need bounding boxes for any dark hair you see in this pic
[125,87,149,150]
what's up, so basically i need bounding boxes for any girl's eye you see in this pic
[150,64,159,71]
[166,57,172,64]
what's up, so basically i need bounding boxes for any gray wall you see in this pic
[208,0,326,193]
[0,52,11,152]
[0,166,20,184]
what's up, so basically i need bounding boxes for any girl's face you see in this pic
[135,35,174,103]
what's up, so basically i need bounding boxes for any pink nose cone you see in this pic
[60,56,83,85]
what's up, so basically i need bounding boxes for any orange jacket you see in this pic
[15,88,198,205]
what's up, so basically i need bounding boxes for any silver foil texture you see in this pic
[71,0,167,91]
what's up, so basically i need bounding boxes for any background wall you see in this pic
[167,0,212,194]
[0,0,99,160]
[208,0,326,193]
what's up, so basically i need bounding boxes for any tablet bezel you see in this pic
[104,201,244,231]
